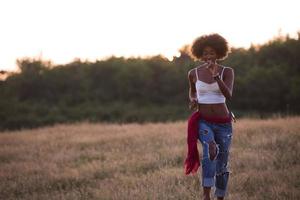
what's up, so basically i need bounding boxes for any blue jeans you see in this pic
[198,119,233,197]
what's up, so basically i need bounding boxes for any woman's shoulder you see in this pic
[188,65,199,75]
[220,64,232,69]
[220,65,234,78]
[188,65,199,81]
[220,65,234,72]
[188,64,208,78]
[188,64,206,73]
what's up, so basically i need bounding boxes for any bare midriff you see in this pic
[197,103,230,118]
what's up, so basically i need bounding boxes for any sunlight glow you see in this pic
[0,0,299,71]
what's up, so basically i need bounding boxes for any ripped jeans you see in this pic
[198,119,233,197]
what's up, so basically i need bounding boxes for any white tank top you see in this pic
[195,66,227,104]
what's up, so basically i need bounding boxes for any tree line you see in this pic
[1,33,299,130]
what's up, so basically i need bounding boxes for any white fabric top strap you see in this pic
[221,67,227,80]
[195,68,199,80]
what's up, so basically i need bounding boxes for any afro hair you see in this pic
[190,33,229,60]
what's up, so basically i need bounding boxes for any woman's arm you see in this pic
[188,69,198,110]
[215,67,234,100]
[188,69,197,100]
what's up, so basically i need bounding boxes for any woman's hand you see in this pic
[189,98,198,111]
[206,61,219,77]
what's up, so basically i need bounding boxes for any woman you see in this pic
[187,33,234,200]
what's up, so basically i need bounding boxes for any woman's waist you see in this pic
[197,104,231,123]
[199,114,231,123]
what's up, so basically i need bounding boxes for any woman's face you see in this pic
[202,46,217,62]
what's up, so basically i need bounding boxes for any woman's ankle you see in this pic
[203,186,211,200]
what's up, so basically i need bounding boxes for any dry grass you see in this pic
[0,117,299,200]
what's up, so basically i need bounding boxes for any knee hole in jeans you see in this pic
[208,141,218,160]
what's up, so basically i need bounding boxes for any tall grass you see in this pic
[0,117,299,199]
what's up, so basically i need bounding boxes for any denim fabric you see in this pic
[198,119,233,198]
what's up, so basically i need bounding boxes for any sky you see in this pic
[0,0,299,72]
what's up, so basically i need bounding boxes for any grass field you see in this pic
[0,117,299,200]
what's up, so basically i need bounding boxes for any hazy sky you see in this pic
[0,0,299,71]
